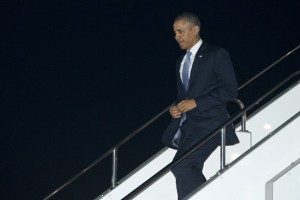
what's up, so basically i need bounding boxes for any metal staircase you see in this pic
[43,45,300,200]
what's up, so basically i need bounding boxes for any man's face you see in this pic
[173,20,200,50]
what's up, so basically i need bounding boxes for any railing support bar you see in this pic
[220,127,226,170]
[111,148,118,188]
[234,98,247,132]
[241,114,247,131]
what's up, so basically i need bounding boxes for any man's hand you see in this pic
[169,99,197,119]
[176,99,197,113]
[169,105,182,119]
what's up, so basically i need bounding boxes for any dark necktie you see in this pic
[182,51,192,90]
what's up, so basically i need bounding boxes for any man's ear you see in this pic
[193,25,200,35]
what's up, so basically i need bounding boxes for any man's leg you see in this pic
[171,138,219,199]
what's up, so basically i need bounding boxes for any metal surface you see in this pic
[220,128,226,169]
[187,111,300,200]
[111,148,118,188]
[265,157,300,200]
[123,71,300,200]
[234,98,247,131]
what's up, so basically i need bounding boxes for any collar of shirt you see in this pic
[189,39,203,58]
[180,39,203,80]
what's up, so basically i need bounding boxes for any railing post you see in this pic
[234,98,247,132]
[111,147,118,188]
[241,113,247,131]
[220,127,226,170]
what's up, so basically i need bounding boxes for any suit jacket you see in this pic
[162,41,239,149]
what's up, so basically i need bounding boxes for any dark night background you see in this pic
[1,0,299,199]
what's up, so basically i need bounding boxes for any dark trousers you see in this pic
[171,136,219,200]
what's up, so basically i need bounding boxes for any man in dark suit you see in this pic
[162,12,239,199]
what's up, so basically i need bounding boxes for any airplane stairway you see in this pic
[43,45,300,200]
[97,78,300,200]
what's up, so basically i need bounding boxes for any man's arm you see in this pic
[177,48,238,114]
[194,48,237,112]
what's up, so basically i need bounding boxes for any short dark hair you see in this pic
[174,12,201,28]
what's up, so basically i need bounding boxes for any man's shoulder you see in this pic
[202,41,229,54]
